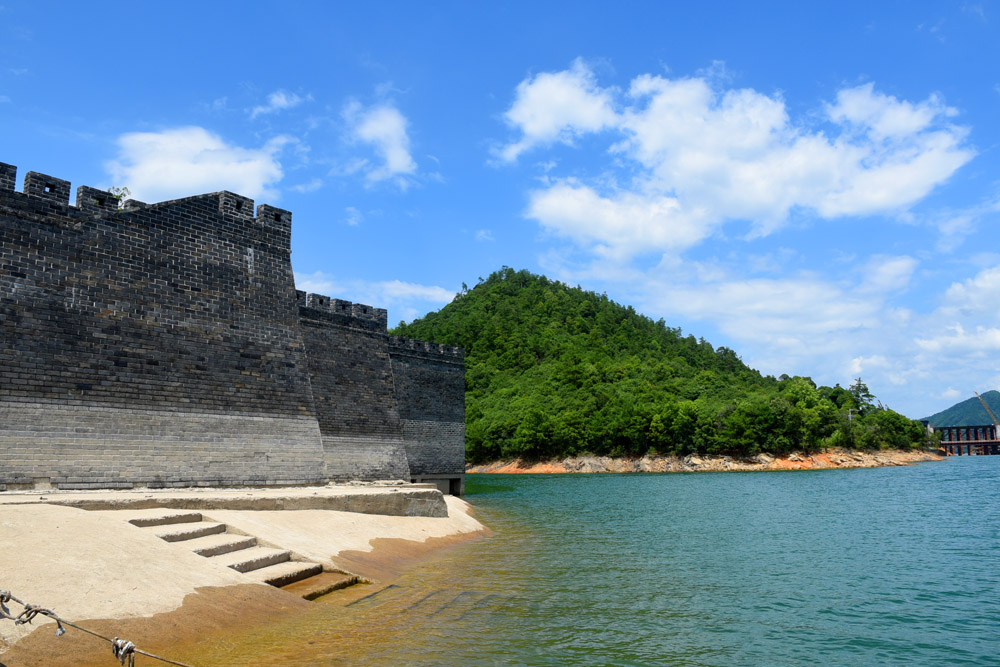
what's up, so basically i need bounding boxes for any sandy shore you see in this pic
[0,486,488,666]
[467,448,944,474]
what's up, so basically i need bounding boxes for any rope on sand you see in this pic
[1,589,194,667]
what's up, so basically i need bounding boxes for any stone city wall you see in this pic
[0,161,465,493]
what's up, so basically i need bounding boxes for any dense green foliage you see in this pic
[923,390,1000,427]
[393,268,930,462]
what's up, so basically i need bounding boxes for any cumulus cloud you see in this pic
[500,61,974,259]
[106,127,289,203]
[294,271,454,324]
[250,90,310,118]
[343,100,417,187]
[498,58,617,162]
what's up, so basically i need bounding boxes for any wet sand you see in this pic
[0,491,488,666]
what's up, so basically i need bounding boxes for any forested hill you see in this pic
[924,390,1000,426]
[391,268,928,462]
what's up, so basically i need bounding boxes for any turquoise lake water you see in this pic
[456,459,1000,666]
[186,457,1000,665]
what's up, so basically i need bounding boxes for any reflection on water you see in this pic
[172,458,1000,666]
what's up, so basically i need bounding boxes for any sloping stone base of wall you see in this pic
[322,435,411,482]
[0,401,326,490]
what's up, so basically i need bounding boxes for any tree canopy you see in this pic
[392,268,930,462]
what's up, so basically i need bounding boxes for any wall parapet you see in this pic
[296,290,389,332]
[0,162,291,248]
[388,335,465,361]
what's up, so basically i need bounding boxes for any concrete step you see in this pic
[128,511,203,528]
[211,546,291,573]
[280,571,362,599]
[244,561,325,588]
[155,521,226,542]
[184,533,258,557]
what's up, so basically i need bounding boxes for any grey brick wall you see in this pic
[0,160,465,492]
[388,337,466,478]
[0,162,326,488]
[298,293,411,481]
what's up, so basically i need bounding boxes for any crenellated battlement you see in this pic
[0,162,292,246]
[1,157,465,494]
[388,335,465,360]
[296,290,389,331]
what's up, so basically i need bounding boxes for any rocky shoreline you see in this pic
[466,448,944,474]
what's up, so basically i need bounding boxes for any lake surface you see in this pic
[182,457,1000,665]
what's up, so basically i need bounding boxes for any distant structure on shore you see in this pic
[0,161,465,494]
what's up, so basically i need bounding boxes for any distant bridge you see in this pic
[933,424,1000,456]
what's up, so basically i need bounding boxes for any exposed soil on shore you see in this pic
[0,584,311,667]
[466,448,944,474]
[0,494,489,666]
[0,528,491,667]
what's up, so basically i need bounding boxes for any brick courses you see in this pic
[0,161,465,493]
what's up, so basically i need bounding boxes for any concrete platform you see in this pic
[0,481,448,517]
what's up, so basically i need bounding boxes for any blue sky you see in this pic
[2,1,998,418]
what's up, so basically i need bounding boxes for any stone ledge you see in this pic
[0,483,449,518]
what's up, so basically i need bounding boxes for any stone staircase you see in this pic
[126,510,359,594]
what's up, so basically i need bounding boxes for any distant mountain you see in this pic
[924,390,1000,426]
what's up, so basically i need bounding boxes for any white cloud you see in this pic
[527,183,705,260]
[294,271,454,324]
[106,127,289,203]
[291,178,323,193]
[915,323,1000,354]
[343,100,417,187]
[858,255,918,294]
[850,355,890,374]
[939,264,1000,319]
[344,206,362,226]
[826,83,949,140]
[475,229,495,242]
[929,196,1000,252]
[503,62,974,260]
[499,58,617,162]
[250,90,309,118]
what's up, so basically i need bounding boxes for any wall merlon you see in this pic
[0,162,14,192]
[75,185,119,214]
[257,204,292,236]
[24,171,71,204]
[218,191,254,222]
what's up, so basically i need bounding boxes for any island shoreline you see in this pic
[467,448,944,474]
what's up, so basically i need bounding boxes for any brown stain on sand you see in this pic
[0,584,311,667]
[0,529,491,667]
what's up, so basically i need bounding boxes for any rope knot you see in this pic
[112,637,137,667]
